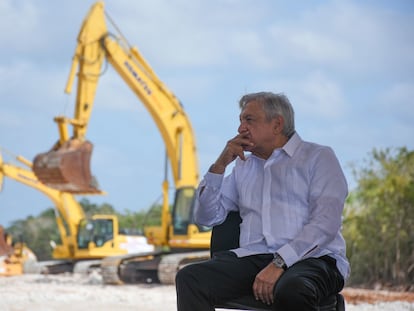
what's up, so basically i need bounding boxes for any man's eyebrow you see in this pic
[240,113,253,119]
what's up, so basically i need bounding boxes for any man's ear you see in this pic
[273,116,284,134]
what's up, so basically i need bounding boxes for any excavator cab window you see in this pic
[77,218,114,248]
[91,219,114,247]
[172,187,211,235]
[172,187,196,235]
[77,219,92,249]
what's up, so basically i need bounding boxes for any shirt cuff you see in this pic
[276,244,298,268]
[203,171,224,187]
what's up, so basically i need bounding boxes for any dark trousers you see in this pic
[175,251,344,311]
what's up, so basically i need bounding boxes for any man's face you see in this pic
[238,100,279,158]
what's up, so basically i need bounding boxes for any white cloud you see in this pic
[299,71,346,118]
[268,26,351,66]
[0,111,22,128]
[257,71,347,119]
[0,1,39,49]
[259,0,414,77]
[381,82,414,122]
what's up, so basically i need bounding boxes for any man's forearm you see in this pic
[209,163,226,174]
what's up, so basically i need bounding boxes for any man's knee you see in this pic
[176,262,213,310]
[273,276,317,310]
[175,263,196,286]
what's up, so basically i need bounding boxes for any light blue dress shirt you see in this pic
[194,132,350,280]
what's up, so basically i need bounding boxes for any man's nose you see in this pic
[238,123,245,133]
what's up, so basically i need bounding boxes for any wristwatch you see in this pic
[272,253,287,270]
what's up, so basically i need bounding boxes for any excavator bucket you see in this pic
[33,139,101,194]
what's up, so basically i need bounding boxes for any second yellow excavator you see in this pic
[31,1,211,284]
[0,151,154,274]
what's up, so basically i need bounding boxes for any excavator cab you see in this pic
[33,138,100,194]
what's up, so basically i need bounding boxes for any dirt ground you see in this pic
[1,273,413,311]
[342,287,414,304]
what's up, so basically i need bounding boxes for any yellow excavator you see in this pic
[0,151,154,274]
[31,1,211,284]
[0,224,37,276]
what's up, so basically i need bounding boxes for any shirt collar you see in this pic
[281,132,302,157]
[248,132,302,161]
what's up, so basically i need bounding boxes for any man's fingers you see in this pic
[254,282,268,303]
[253,279,274,305]
[237,150,246,161]
[253,281,261,300]
[264,287,273,305]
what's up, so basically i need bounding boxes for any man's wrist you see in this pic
[209,163,226,174]
[272,252,287,270]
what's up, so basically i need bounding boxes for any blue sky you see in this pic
[1,0,413,227]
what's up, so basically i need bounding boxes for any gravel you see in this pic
[0,274,412,311]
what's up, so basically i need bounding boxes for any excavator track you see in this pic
[73,259,102,275]
[101,255,124,284]
[101,250,211,285]
[101,251,163,285]
[157,250,210,284]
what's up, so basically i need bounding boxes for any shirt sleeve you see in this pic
[194,171,239,227]
[276,147,348,267]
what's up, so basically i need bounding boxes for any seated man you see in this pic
[175,92,349,311]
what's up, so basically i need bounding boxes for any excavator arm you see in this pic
[33,1,198,195]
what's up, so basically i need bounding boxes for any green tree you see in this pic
[8,208,59,260]
[344,147,414,287]
[79,198,116,216]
